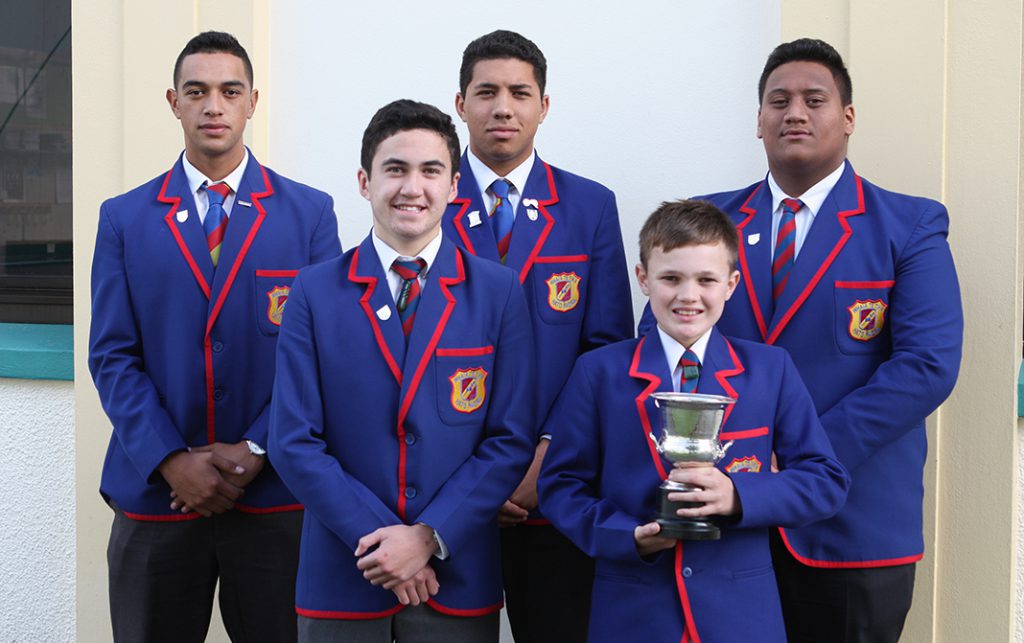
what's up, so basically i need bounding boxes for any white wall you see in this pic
[267,0,781,315]
[0,379,74,641]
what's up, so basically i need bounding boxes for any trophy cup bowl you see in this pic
[649,392,736,540]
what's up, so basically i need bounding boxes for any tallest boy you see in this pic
[444,30,633,642]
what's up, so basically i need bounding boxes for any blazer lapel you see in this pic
[449,156,500,261]
[505,157,557,283]
[697,328,744,430]
[735,181,774,342]
[206,153,269,337]
[629,331,674,480]
[766,162,865,344]
[160,156,214,299]
[349,236,407,382]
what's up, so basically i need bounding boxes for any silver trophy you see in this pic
[649,392,736,540]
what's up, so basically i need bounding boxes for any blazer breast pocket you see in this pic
[254,269,299,336]
[719,426,770,473]
[434,346,495,426]
[531,255,589,326]
[833,280,894,355]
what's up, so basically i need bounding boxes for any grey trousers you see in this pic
[298,604,499,643]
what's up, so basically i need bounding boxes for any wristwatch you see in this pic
[245,439,267,457]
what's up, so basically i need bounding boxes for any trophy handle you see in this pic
[715,440,734,460]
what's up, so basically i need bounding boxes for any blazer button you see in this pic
[213,388,224,401]
[404,487,417,499]
[405,434,416,446]
[682,567,693,578]
[212,341,224,353]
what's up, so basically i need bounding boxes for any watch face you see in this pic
[246,440,267,456]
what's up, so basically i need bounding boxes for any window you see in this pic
[0,1,71,323]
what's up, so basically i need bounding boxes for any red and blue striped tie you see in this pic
[203,182,231,266]
[680,349,700,393]
[489,179,514,263]
[772,198,802,301]
[393,258,426,336]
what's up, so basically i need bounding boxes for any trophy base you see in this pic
[656,517,721,541]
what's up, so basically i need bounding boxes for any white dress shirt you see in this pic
[372,230,443,305]
[465,148,536,216]
[182,149,249,225]
[767,161,845,260]
[657,326,712,392]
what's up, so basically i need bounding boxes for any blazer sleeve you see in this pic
[581,189,634,351]
[269,272,402,549]
[538,358,651,564]
[241,192,342,448]
[730,352,850,528]
[416,275,536,555]
[819,201,963,471]
[88,202,187,481]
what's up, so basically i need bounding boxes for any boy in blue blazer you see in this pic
[445,30,634,641]
[539,200,849,643]
[270,100,535,642]
[88,32,341,642]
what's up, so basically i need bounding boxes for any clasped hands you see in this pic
[159,441,265,517]
[355,523,441,606]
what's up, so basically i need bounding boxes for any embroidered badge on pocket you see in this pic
[847,299,887,341]
[725,456,762,473]
[545,272,581,312]
[266,286,291,326]
[449,367,488,413]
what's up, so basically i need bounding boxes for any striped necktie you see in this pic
[393,258,427,336]
[772,198,802,301]
[489,179,514,262]
[203,182,231,266]
[679,349,700,393]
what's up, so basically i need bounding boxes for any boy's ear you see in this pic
[725,269,741,300]
[635,263,650,296]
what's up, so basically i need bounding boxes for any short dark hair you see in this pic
[459,30,547,95]
[758,38,852,106]
[639,200,739,271]
[360,100,461,177]
[173,31,254,88]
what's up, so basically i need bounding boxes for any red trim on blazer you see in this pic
[711,338,744,429]
[394,249,467,519]
[426,597,503,617]
[160,170,211,299]
[736,183,769,341]
[720,426,769,441]
[776,527,923,569]
[349,247,403,384]
[255,269,299,278]
[296,604,404,620]
[835,280,895,289]
[533,254,588,263]
[449,194,478,255]
[766,175,866,345]
[235,502,303,514]
[629,337,668,480]
[435,346,494,357]
[674,544,701,643]
[516,162,560,284]
[122,510,202,522]
[204,337,217,442]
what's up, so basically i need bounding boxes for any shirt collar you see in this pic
[656,325,712,380]
[466,148,536,200]
[372,229,444,278]
[182,148,249,197]
[766,160,845,217]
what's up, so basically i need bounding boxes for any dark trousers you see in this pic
[770,530,916,643]
[298,605,499,643]
[108,508,303,643]
[501,523,594,643]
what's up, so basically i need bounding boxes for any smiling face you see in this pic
[167,52,257,178]
[757,60,854,195]
[636,242,740,348]
[455,57,549,176]
[359,128,459,256]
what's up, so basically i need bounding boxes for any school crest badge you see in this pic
[449,367,488,414]
[545,272,581,312]
[725,456,762,473]
[266,286,290,326]
[847,299,887,341]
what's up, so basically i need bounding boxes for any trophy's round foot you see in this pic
[656,518,721,541]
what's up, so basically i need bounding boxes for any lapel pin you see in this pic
[468,210,482,227]
[237,200,251,207]
[376,304,392,321]
[176,210,188,223]
[522,198,538,208]
[748,233,760,245]
[527,208,538,221]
